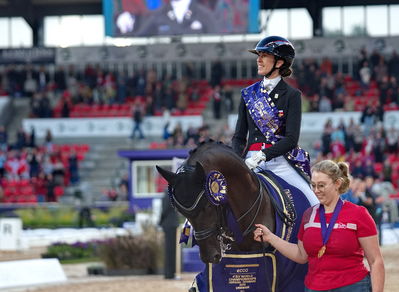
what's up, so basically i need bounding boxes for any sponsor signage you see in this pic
[0,48,56,64]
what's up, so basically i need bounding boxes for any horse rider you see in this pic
[231,35,318,206]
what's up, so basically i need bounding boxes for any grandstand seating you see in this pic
[56,74,396,118]
[52,80,214,118]
[0,143,90,204]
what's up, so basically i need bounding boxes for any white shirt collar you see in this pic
[262,76,281,92]
[171,0,191,23]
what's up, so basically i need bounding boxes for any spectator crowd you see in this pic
[0,127,88,204]
[0,48,399,218]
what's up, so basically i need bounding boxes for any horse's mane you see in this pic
[173,140,243,211]
[188,139,237,158]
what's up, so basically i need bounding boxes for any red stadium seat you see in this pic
[61,144,71,153]
[54,186,65,197]
[81,144,90,152]
[374,162,383,173]
[4,187,16,197]
[20,186,34,196]
[389,192,399,200]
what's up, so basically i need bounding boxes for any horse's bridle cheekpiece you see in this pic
[167,165,265,255]
[205,170,228,205]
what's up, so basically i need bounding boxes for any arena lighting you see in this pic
[60,48,71,61]
[374,38,386,51]
[294,40,305,54]
[152,46,166,58]
[110,38,135,47]
[334,39,345,53]
[215,43,225,56]
[99,47,109,59]
[190,45,204,58]
[176,43,186,57]
[137,46,147,58]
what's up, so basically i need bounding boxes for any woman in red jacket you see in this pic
[253,160,385,292]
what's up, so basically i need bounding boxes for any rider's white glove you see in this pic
[245,150,266,170]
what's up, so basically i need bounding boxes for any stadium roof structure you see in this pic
[1,0,399,45]
[0,0,102,45]
[262,0,399,9]
[263,0,399,37]
[0,0,102,18]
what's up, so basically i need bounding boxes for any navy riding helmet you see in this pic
[249,36,295,63]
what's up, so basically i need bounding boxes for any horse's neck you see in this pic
[230,172,275,240]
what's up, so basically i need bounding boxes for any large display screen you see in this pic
[103,0,260,37]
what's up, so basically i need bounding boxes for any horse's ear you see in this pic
[194,161,206,182]
[156,166,177,185]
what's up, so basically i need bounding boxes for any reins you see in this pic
[193,175,265,242]
[236,180,264,238]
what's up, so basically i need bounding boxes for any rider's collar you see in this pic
[262,76,281,93]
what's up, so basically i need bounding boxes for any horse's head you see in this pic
[156,162,226,264]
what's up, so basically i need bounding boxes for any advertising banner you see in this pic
[0,48,56,64]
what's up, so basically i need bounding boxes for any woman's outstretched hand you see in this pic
[253,223,272,242]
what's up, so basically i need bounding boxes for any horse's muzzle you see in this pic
[202,252,221,264]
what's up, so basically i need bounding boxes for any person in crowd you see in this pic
[118,173,129,201]
[130,100,145,139]
[212,85,223,119]
[210,60,224,88]
[231,35,318,206]
[29,126,36,148]
[0,185,4,203]
[0,125,8,151]
[27,148,40,178]
[136,0,219,36]
[68,149,80,185]
[115,0,150,36]
[45,173,57,202]
[372,175,398,224]
[359,61,372,92]
[253,160,385,292]
[362,176,385,244]
[320,119,333,157]
[61,99,71,118]
[340,176,361,204]
[159,189,179,279]
[223,84,234,113]
[386,126,398,153]
[344,118,357,152]
[318,95,332,112]
[44,129,54,152]
[78,206,95,228]
[15,127,27,150]
[0,150,6,179]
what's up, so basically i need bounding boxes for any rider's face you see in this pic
[256,52,283,78]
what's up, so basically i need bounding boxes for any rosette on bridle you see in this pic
[205,170,228,205]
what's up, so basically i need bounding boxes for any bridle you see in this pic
[168,173,265,253]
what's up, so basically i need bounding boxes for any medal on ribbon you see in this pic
[317,245,326,258]
[318,199,343,259]
[205,170,228,205]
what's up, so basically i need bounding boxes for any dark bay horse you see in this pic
[157,141,309,291]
